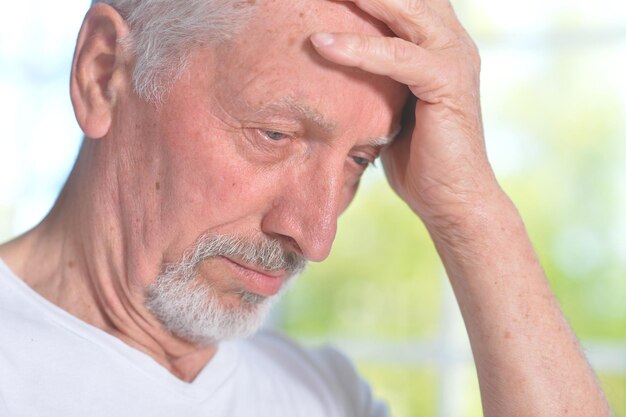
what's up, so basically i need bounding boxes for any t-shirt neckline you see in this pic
[0,258,241,400]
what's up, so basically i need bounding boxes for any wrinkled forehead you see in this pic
[246,0,393,40]
[209,0,406,132]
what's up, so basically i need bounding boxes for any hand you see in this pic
[312,0,499,230]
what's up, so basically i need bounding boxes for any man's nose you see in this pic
[261,162,344,262]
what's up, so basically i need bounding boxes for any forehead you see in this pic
[253,0,393,38]
[208,0,407,137]
[225,0,394,79]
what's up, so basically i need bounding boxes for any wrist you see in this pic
[422,187,523,250]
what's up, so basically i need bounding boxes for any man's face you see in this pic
[115,1,407,341]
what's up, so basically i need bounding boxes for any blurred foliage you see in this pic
[358,363,438,417]
[600,374,626,417]
[495,47,626,340]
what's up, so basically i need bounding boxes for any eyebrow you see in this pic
[252,96,338,134]
[253,96,402,146]
[365,125,402,148]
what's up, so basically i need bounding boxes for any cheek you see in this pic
[164,151,261,226]
[156,113,268,230]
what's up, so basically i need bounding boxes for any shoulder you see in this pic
[244,329,352,377]
[243,330,390,417]
[249,330,360,386]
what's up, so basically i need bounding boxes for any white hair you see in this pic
[91,0,256,103]
[145,234,306,345]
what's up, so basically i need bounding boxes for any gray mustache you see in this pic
[189,234,307,275]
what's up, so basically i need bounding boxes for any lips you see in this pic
[220,256,286,297]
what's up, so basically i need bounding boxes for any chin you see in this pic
[146,275,281,345]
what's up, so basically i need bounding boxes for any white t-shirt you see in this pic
[0,260,388,417]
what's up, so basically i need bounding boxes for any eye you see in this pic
[352,156,372,167]
[350,152,378,169]
[260,130,289,141]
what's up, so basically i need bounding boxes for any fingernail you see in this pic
[311,32,335,48]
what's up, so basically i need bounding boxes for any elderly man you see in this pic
[0,0,613,416]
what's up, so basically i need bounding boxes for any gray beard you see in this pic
[144,234,307,346]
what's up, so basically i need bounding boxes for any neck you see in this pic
[0,142,216,382]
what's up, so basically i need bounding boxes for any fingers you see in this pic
[311,32,446,101]
[337,0,459,45]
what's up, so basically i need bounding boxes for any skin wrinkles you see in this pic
[225,94,402,172]
[245,96,339,136]
[211,64,403,171]
[245,96,403,152]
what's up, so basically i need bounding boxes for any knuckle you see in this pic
[404,0,430,20]
[357,37,379,61]
[470,51,481,71]
[344,35,368,64]
[462,38,481,69]
[390,39,415,64]
[432,69,452,91]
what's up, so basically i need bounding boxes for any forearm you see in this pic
[427,191,613,417]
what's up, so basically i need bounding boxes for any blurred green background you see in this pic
[1,0,625,416]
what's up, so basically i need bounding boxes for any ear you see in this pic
[70,4,131,139]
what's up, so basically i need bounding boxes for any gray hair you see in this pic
[91,0,255,103]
